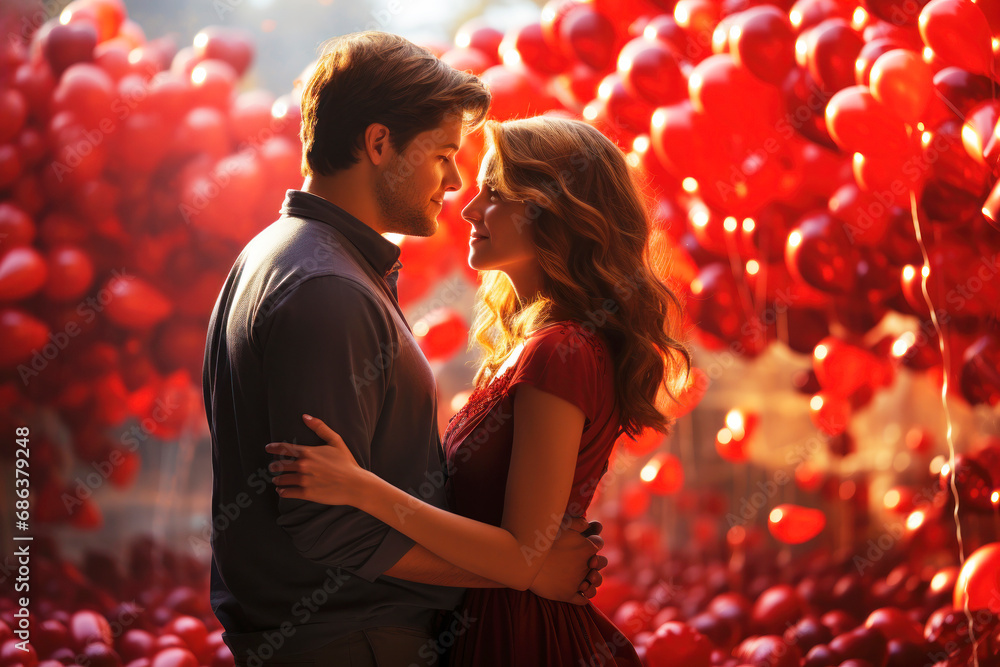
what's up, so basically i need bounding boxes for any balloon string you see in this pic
[908,189,978,667]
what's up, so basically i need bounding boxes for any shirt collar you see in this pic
[279,189,402,278]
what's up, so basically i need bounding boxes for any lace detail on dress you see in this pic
[443,362,517,443]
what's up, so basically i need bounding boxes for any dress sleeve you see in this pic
[506,325,606,424]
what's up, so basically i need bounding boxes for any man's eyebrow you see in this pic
[439,143,460,151]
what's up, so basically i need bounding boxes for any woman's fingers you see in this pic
[301,414,345,446]
[272,473,307,487]
[264,442,301,457]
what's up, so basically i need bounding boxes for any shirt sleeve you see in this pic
[506,326,604,425]
[259,275,414,582]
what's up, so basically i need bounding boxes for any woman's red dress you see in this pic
[441,321,642,667]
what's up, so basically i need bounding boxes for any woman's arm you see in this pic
[265,384,585,593]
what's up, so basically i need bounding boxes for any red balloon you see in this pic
[61,0,127,43]
[664,367,709,418]
[825,85,909,155]
[799,18,865,93]
[864,608,924,644]
[0,247,47,301]
[940,454,995,512]
[785,210,858,294]
[617,38,685,106]
[768,503,826,544]
[103,275,173,330]
[644,622,712,667]
[0,309,49,368]
[828,182,892,246]
[43,246,95,301]
[150,647,199,667]
[869,49,934,124]
[501,22,570,75]
[918,0,993,75]
[751,585,804,635]
[40,20,98,75]
[0,90,27,145]
[734,635,802,667]
[730,6,796,85]
[189,59,238,110]
[809,391,851,435]
[954,543,1000,612]
[192,25,254,77]
[559,6,618,71]
[962,100,1000,168]
[854,37,906,86]
[413,308,468,361]
[479,65,560,121]
[455,19,503,64]
[863,0,931,25]
[642,452,684,495]
[687,263,743,344]
[172,107,230,160]
[53,63,116,129]
[689,54,780,133]
[440,47,493,75]
[649,101,715,179]
[0,203,35,254]
[960,333,1000,407]
[789,0,854,32]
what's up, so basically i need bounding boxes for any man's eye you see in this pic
[439,155,450,163]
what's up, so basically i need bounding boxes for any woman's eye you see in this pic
[439,156,449,163]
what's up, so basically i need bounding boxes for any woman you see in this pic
[265,116,690,665]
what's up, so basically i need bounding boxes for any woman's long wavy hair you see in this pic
[469,116,691,437]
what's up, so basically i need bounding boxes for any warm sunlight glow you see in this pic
[810,395,824,410]
[906,510,925,531]
[742,218,755,232]
[723,216,738,232]
[787,230,802,248]
[191,66,208,85]
[769,508,784,523]
[814,344,828,360]
[884,489,900,510]
[746,260,760,276]
[682,177,699,193]
[640,462,659,482]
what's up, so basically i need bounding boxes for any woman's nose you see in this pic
[461,202,481,223]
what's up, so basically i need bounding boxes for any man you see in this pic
[202,32,605,667]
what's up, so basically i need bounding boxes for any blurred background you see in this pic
[1,0,1000,664]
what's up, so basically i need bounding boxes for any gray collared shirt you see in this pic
[203,189,463,662]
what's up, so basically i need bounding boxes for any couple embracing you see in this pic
[203,30,689,667]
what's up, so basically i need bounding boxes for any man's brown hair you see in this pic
[299,32,491,176]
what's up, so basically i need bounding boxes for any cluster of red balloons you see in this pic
[0,0,305,528]
[0,535,231,667]
[432,0,1000,429]
[586,497,1000,667]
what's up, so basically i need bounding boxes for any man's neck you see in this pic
[300,173,385,235]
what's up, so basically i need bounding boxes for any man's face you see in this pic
[374,114,464,237]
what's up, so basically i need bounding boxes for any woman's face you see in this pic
[461,149,539,274]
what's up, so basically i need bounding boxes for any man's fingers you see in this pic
[586,534,605,552]
[586,568,603,589]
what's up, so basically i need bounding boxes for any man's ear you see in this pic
[364,123,391,166]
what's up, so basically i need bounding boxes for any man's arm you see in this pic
[261,276,417,581]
